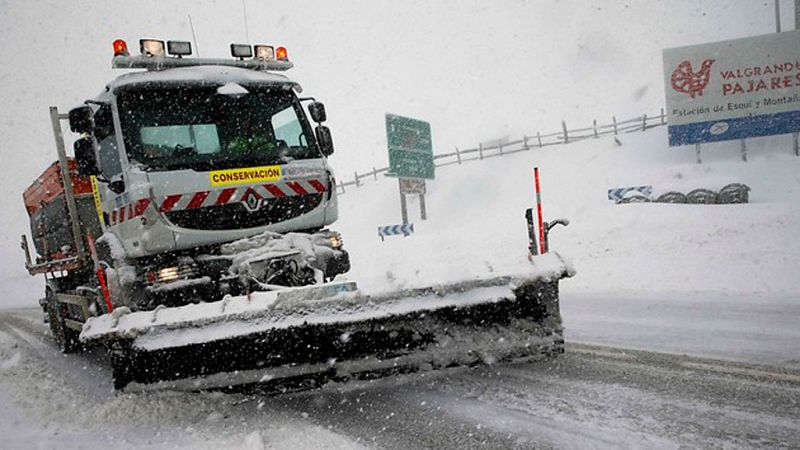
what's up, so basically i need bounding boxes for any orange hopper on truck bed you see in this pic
[22,159,98,264]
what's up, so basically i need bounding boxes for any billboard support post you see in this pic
[740,139,748,162]
[796,0,800,30]
[695,143,702,164]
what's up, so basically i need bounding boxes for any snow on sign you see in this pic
[663,30,800,146]
[385,114,435,180]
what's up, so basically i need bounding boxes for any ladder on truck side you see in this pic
[21,106,97,341]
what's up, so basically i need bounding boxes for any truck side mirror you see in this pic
[108,176,126,194]
[308,102,327,123]
[69,106,94,134]
[315,125,334,156]
[74,137,101,176]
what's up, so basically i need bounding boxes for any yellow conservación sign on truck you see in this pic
[209,165,282,187]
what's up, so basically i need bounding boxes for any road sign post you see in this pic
[399,180,409,225]
[385,113,435,223]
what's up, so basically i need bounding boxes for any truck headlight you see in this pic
[144,264,197,285]
[329,233,343,249]
[158,267,180,283]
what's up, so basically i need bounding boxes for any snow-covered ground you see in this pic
[2,111,799,449]
[1,2,799,446]
[2,308,798,449]
[338,125,800,298]
[3,120,800,450]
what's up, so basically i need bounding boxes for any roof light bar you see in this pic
[230,43,253,59]
[111,38,294,71]
[113,54,294,71]
[254,45,275,61]
[140,39,166,57]
[167,40,192,57]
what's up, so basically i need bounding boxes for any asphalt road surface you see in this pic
[0,307,798,449]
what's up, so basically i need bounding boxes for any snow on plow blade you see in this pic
[82,255,573,392]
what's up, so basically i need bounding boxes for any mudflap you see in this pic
[107,276,566,393]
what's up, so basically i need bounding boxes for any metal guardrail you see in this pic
[336,109,668,194]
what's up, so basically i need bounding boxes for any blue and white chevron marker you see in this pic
[378,223,415,240]
[607,185,653,202]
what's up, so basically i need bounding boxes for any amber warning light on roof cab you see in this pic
[113,39,128,56]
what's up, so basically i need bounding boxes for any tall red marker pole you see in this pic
[534,167,545,254]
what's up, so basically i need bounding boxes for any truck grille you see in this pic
[164,194,324,231]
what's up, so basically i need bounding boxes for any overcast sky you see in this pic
[0,0,790,295]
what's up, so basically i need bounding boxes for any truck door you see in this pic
[93,104,123,228]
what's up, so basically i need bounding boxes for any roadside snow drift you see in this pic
[334,126,800,299]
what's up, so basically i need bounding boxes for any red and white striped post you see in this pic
[86,234,114,313]
[534,167,545,255]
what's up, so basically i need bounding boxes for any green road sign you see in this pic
[385,113,435,180]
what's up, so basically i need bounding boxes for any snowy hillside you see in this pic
[336,126,800,298]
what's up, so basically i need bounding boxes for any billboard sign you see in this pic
[385,114,435,180]
[663,30,800,146]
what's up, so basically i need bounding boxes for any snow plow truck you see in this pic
[21,38,572,392]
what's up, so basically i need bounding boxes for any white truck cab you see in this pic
[89,65,338,259]
[66,39,347,304]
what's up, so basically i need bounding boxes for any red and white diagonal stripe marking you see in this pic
[156,178,327,213]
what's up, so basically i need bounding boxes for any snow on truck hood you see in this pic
[105,65,300,92]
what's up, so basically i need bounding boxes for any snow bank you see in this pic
[336,127,800,298]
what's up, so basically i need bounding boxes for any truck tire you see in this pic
[45,286,82,353]
[109,349,134,390]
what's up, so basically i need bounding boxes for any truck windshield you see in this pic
[117,86,319,171]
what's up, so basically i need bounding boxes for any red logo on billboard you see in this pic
[671,59,715,98]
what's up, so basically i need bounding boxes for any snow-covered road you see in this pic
[1,307,798,449]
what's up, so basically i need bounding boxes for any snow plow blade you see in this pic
[82,256,572,392]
